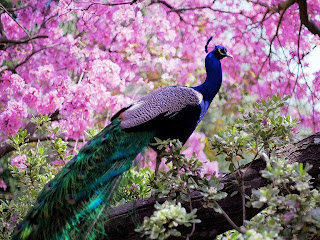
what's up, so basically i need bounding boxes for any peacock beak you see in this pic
[226,52,233,59]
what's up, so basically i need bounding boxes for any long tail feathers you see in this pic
[13,120,155,240]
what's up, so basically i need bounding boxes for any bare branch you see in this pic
[0,14,7,39]
[151,0,252,20]
[252,0,320,37]
[255,1,291,79]
[9,47,47,72]
[250,0,295,13]
[75,0,139,11]
[0,3,30,37]
[0,35,48,45]
[297,0,320,37]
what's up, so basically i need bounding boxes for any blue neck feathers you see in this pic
[192,52,222,103]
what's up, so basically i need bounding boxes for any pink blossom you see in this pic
[51,160,66,166]
[11,154,27,171]
[184,132,219,177]
[0,179,7,191]
[0,110,23,136]
[201,160,219,177]
[23,87,40,107]
[138,149,170,172]
[282,212,295,221]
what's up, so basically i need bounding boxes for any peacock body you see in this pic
[13,38,232,240]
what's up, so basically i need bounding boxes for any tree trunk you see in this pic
[104,132,320,239]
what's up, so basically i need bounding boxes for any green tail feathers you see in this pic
[13,120,155,240]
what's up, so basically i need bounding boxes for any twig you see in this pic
[0,15,7,39]
[215,201,244,234]
[0,3,30,37]
[9,43,60,72]
[186,193,196,239]
[251,0,295,13]
[0,35,48,45]
[241,180,246,226]
[255,2,290,80]
[297,0,320,37]
[76,0,138,11]
[10,47,47,72]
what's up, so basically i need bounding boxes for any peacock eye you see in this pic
[218,48,226,55]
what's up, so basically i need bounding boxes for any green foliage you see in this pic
[139,138,227,239]
[245,157,320,239]
[136,201,201,240]
[212,95,320,239]
[201,176,227,213]
[150,138,204,202]
[111,167,153,206]
[211,94,297,172]
[0,115,70,239]
[218,157,320,240]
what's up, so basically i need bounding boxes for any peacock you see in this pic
[12,37,232,240]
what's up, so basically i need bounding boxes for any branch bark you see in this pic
[103,132,320,239]
[252,0,320,38]
[297,0,320,37]
[0,35,48,45]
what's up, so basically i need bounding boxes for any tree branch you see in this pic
[9,47,47,72]
[0,35,48,44]
[103,132,320,240]
[297,0,320,37]
[77,0,138,11]
[250,0,295,13]
[0,3,30,38]
[252,0,320,38]
[0,35,48,50]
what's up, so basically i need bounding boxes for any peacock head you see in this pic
[205,36,233,60]
[213,45,233,60]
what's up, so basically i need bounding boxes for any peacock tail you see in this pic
[13,119,155,240]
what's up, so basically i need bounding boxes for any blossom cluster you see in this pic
[10,154,27,171]
[0,167,6,191]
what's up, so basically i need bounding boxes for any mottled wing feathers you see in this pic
[119,87,203,129]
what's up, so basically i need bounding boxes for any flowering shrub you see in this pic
[0,116,70,239]
[136,201,201,240]
[219,157,320,240]
[135,95,320,240]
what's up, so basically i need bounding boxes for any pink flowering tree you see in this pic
[0,0,319,139]
[0,0,319,238]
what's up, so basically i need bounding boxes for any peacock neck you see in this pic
[193,57,222,103]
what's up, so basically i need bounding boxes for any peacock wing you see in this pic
[114,86,203,129]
